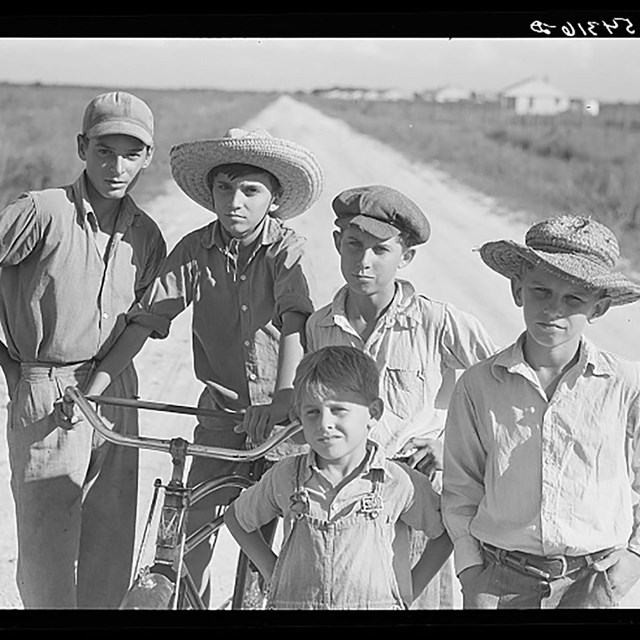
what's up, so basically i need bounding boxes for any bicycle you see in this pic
[64,385,302,610]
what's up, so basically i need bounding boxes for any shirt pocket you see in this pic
[384,368,425,421]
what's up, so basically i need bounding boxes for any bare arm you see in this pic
[410,531,454,602]
[224,502,278,583]
[84,323,153,396]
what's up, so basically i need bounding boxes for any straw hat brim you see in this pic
[169,137,324,220]
[480,239,640,306]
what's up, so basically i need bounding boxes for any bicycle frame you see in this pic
[65,386,302,610]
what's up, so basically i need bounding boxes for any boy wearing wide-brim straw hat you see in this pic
[84,127,324,607]
[442,214,640,609]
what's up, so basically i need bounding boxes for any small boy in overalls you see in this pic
[224,345,452,609]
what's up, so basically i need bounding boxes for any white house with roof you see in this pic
[500,77,570,116]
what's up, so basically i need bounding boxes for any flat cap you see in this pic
[332,185,430,246]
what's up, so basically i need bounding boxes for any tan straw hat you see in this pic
[169,128,324,220]
[479,214,640,306]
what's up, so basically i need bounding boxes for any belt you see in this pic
[481,543,613,581]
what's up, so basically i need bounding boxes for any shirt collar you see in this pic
[301,439,390,482]
[201,214,286,250]
[491,332,615,381]
[72,172,138,232]
[319,279,423,330]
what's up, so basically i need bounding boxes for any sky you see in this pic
[1,36,640,104]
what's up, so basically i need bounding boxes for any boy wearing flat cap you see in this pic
[305,184,497,608]
[443,214,640,608]
[0,91,166,608]
[86,127,323,607]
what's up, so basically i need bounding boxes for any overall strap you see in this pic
[358,467,385,519]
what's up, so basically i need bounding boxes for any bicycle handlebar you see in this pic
[64,386,302,462]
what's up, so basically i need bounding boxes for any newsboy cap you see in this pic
[332,185,430,246]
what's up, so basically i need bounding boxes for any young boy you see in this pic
[0,91,167,608]
[224,345,453,609]
[442,214,640,609]
[83,127,323,608]
[305,184,497,608]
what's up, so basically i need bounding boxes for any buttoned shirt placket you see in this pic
[78,192,133,358]
[216,225,269,400]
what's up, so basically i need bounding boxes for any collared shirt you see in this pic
[233,440,445,541]
[0,173,166,364]
[127,216,314,409]
[305,280,498,455]
[442,334,640,575]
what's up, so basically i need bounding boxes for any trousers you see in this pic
[7,361,139,609]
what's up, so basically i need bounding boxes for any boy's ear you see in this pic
[399,247,416,269]
[268,192,281,214]
[368,397,384,423]
[332,230,342,254]
[589,296,612,323]
[77,133,88,161]
[141,144,154,169]
[510,276,524,307]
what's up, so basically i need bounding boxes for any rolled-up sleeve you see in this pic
[400,464,446,540]
[269,234,314,330]
[441,304,497,370]
[232,462,287,532]
[126,235,196,339]
[0,194,44,266]
[442,372,487,574]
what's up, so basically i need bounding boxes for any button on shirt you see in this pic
[0,173,167,364]
[442,334,640,575]
[126,216,313,409]
[306,280,498,455]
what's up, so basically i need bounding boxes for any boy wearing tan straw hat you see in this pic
[84,127,323,607]
[0,91,166,608]
[442,214,640,609]
[305,184,497,609]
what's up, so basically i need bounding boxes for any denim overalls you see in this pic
[266,456,406,609]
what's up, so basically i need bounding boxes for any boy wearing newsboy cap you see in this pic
[305,184,497,608]
[443,214,640,608]
[0,91,166,608]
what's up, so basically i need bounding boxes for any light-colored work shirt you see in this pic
[306,279,497,455]
[442,333,640,576]
[127,216,314,410]
[0,173,166,364]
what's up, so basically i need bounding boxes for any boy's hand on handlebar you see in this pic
[53,395,88,429]
[234,389,294,444]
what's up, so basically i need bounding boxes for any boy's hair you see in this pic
[207,162,282,197]
[293,346,380,407]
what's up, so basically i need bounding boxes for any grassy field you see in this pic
[299,94,640,274]
[2,82,640,274]
[0,83,277,208]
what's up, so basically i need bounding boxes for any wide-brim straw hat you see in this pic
[169,128,324,220]
[479,214,640,306]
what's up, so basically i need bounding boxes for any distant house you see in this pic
[499,77,570,116]
[434,85,473,103]
[419,85,473,103]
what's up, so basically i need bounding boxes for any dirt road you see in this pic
[2,95,640,610]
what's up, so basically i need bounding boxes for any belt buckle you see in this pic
[546,555,568,579]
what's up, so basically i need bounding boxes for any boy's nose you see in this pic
[112,155,125,174]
